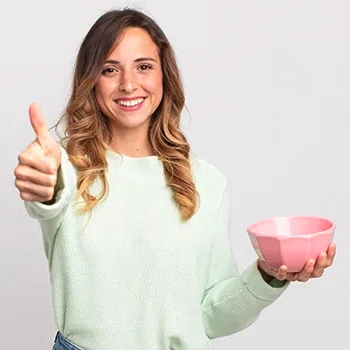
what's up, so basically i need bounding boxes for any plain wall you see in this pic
[1,0,349,349]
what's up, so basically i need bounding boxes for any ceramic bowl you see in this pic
[247,216,336,272]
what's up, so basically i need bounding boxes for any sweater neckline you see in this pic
[106,149,164,176]
[106,149,160,161]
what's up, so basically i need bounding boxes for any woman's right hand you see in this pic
[14,103,62,203]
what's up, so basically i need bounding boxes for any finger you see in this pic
[15,179,55,201]
[285,273,298,282]
[29,103,55,150]
[296,259,315,282]
[18,147,58,174]
[19,191,53,203]
[326,243,337,266]
[275,265,288,281]
[312,252,327,278]
[14,164,57,187]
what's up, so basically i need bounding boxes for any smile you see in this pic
[116,98,145,107]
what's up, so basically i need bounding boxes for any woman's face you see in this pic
[95,27,163,133]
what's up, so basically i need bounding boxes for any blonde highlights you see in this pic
[55,8,198,220]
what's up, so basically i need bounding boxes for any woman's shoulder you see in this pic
[189,154,228,194]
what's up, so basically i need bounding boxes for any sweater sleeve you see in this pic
[24,146,76,258]
[201,181,290,339]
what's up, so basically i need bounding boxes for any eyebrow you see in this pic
[105,57,157,64]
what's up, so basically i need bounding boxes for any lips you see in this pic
[114,97,146,111]
[115,97,145,107]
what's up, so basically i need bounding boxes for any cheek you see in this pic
[142,75,163,98]
[95,79,116,100]
[94,82,104,101]
[94,82,113,113]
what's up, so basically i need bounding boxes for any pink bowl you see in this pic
[247,216,336,273]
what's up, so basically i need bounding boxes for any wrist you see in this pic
[257,260,275,284]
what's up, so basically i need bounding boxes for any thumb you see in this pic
[29,103,56,150]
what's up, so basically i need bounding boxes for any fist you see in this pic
[14,103,62,203]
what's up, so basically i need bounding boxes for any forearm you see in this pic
[202,260,289,339]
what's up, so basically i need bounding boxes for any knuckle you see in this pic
[20,192,29,201]
[48,174,57,187]
[47,160,58,174]
[19,149,35,164]
[15,179,26,191]
[18,180,29,192]
[297,275,308,282]
[18,152,27,164]
[14,166,26,180]
[44,187,54,200]
[14,166,20,178]
[314,271,324,278]
[14,178,20,189]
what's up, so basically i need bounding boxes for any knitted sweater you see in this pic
[24,148,289,350]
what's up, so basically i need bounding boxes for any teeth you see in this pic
[118,98,144,107]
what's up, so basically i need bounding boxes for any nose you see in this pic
[118,70,138,93]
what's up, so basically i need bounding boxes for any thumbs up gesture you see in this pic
[14,103,62,203]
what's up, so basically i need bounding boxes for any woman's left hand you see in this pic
[258,243,337,283]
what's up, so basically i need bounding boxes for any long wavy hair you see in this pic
[55,8,198,221]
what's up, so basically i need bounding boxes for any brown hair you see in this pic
[55,8,198,220]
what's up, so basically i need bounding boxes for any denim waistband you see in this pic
[54,332,84,350]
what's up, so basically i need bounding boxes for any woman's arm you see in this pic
[201,181,289,339]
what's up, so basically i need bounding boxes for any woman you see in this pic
[14,8,336,350]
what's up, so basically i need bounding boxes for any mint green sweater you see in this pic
[24,148,289,350]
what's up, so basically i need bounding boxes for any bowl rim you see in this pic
[246,215,336,238]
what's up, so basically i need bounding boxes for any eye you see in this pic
[138,64,152,71]
[102,67,118,75]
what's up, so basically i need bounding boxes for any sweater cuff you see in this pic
[242,260,290,302]
[269,278,288,288]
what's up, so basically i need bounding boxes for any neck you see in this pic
[108,131,155,158]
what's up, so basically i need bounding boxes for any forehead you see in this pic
[107,27,159,60]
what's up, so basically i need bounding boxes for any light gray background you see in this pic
[1,1,349,349]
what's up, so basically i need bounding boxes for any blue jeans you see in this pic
[52,332,85,350]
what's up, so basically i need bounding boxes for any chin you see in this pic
[118,116,151,130]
